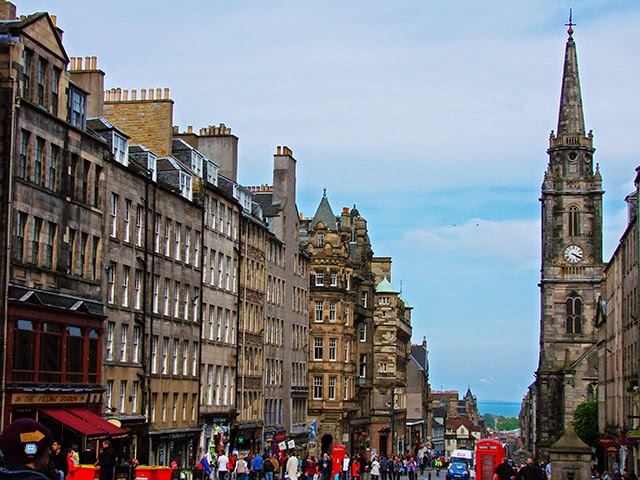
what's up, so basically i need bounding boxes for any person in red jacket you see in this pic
[66,448,81,480]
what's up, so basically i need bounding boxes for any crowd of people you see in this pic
[198,450,444,480]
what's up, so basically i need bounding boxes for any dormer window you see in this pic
[68,87,86,129]
[192,152,203,178]
[113,132,129,165]
[206,161,218,186]
[179,172,192,201]
[318,233,324,247]
[147,153,157,182]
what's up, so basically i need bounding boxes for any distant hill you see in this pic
[478,400,521,418]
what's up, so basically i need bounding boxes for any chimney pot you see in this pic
[187,126,193,134]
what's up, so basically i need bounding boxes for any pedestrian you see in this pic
[228,453,237,480]
[79,445,96,466]
[304,456,316,480]
[420,455,427,477]
[352,458,361,480]
[320,455,331,480]
[270,454,281,480]
[95,440,117,480]
[516,459,544,480]
[264,455,274,480]
[66,448,80,480]
[252,453,264,480]
[236,454,249,480]
[51,442,67,480]
[494,458,516,480]
[286,452,299,480]
[371,457,380,480]
[0,418,54,480]
[406,458,416,480]
[217,451,230,480]
[279,453,288,480]
[342,455,350,480]
[379,456,389,480]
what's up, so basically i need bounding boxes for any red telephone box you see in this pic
[332,445,347,477]
[475,439,506,480]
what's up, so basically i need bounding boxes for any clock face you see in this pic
[564,244,584,263]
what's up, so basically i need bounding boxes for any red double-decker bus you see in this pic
[475,439,506,480]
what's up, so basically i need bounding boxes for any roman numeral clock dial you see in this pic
[563,244,584,264]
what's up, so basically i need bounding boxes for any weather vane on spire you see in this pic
[565,8,576,39]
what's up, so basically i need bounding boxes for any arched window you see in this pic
[566,292,582,334]
[568,205,580,237]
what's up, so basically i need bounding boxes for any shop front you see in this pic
[233,423,262,454]
[149,428,201,468]
[202,415,233,456]
[7,389,127,459]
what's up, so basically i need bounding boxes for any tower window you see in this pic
[568,205,580,237]
[566,292,582,334]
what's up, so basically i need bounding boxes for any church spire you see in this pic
[556,10,586,137]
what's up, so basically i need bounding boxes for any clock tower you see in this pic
[535,19,603,458]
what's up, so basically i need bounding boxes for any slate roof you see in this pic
[310,192,338,230]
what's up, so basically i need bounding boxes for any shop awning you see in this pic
[41,408,127,437]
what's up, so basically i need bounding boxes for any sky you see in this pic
[16,0,640,404]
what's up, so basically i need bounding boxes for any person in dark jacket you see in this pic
[95,440,117,480]
[516,459,544,480]
[0,418,54,480]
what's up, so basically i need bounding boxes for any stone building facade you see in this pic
[533,25,602,459]
[0,4,121,447]
[370,259,412,457]
[252,146,310,452]
[302,195,380,455]
[598,184,639,473]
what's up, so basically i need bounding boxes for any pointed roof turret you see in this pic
[310,189,338,230]
[556,11,586,137]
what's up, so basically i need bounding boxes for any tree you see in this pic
[573,397,598,447]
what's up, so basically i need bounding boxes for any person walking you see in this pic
[252,454,264,480]
[95,440,117,480]
[235,454,249,480]
[516,459,544,480]
[494,458,515,480]
[286,452,299,480]
[264,455,274,480]
[217,451,230,480]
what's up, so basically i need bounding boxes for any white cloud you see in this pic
[404,218,540,269]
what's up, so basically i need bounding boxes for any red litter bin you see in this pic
[155,467,174,480]
[74,466,99,480]
[135,466,157,480]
